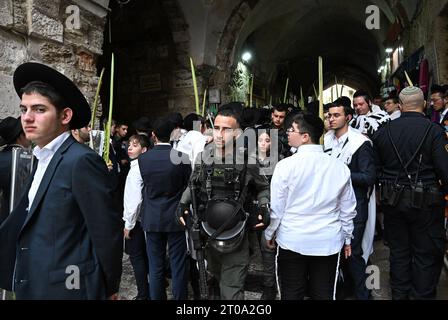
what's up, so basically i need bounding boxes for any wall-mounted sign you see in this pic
[173,70,193,88]
[253,78,266,99]
[140,74,162,92]
[209,88,220,104]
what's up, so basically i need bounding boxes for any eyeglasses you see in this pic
[325,113,343,120]
[286,128,308,135]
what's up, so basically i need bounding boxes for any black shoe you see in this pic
[261,286,277,300]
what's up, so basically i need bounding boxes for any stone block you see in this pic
[33,0,61,19]
[76,51,96,72]
[0,74,21,118]
[172,31,190,43]
[40,42,74,65]
[0,30,27,74]
[29,9,64,43]
[88,27,104,54]
[0,0,13,27]
[13,0,27,33]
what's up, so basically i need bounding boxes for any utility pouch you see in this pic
[224,168,235,184]
[387,184,404,207]
[379,182,389,202]
[410,182,424,209]
[427,186,443,206]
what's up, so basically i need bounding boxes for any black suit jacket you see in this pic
[138,144,191,232]
[348,141,376,222]
[0,135,123,299]
[0,146,13,224]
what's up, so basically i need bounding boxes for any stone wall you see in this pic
[0,0,109,120]
[106,0,200,122]
[401,0,448,85]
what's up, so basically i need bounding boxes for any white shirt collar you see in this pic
[130,158,139,167]
[440,108,448,122]
[33,131,70,161]
[331,130,349,144]
[155,142,171,146]
[296,144,323,154]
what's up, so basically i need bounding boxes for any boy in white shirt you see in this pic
[123,134,151,300]
[266,114,357,300]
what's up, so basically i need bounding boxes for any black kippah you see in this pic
[303,114,324,133]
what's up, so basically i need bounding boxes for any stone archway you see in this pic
[212,0,400,103]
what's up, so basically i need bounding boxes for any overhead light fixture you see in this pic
[242,52,252,62]
[386,58,391,62]
[385,48,393,53]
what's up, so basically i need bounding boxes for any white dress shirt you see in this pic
[327,131,348,159]
[390,110,401,120]
[28,131,70,210]
[265,144,357,256]
[174,130,207,167]
[440,108,448,124]
[122,159,143,230]
[123,142,172,230]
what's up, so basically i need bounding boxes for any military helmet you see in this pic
[202,198,247,253]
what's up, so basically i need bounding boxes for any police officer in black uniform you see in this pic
[373,86,448,300]
[177,106,270,300]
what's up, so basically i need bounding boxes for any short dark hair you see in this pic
[442,85,448,98]
[129,134,150,149]
[324,103,335,113]
[384,96,399,104]
[218,102,243,117]
[115,121,128,128]
[167,112,184,128]
[183,113,204,131]
[292,114,324,144]
[20,81,68,113]
[330,102,354,118]
[216,108,241,128]
[353,90,371,105]
[333,96,352,109]
[153,117,176,143]
[272,103,288,113]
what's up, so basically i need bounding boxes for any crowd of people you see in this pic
[0,62,447,300]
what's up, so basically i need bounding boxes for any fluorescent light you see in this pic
[386,58,391,62]
[242,52,252,62]
[386,48,393,53]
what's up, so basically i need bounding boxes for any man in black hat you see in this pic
[0,62,123,300]
[0,117,31,225]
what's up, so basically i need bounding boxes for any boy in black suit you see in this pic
[0,62,123,299]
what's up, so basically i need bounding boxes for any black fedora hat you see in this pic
[13,62,90,129]
[0,116,23,146]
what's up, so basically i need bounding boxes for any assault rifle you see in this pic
[188,180,209,300]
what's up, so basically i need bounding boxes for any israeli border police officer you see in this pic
[177,106,270,300]
[373,86,448,300]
